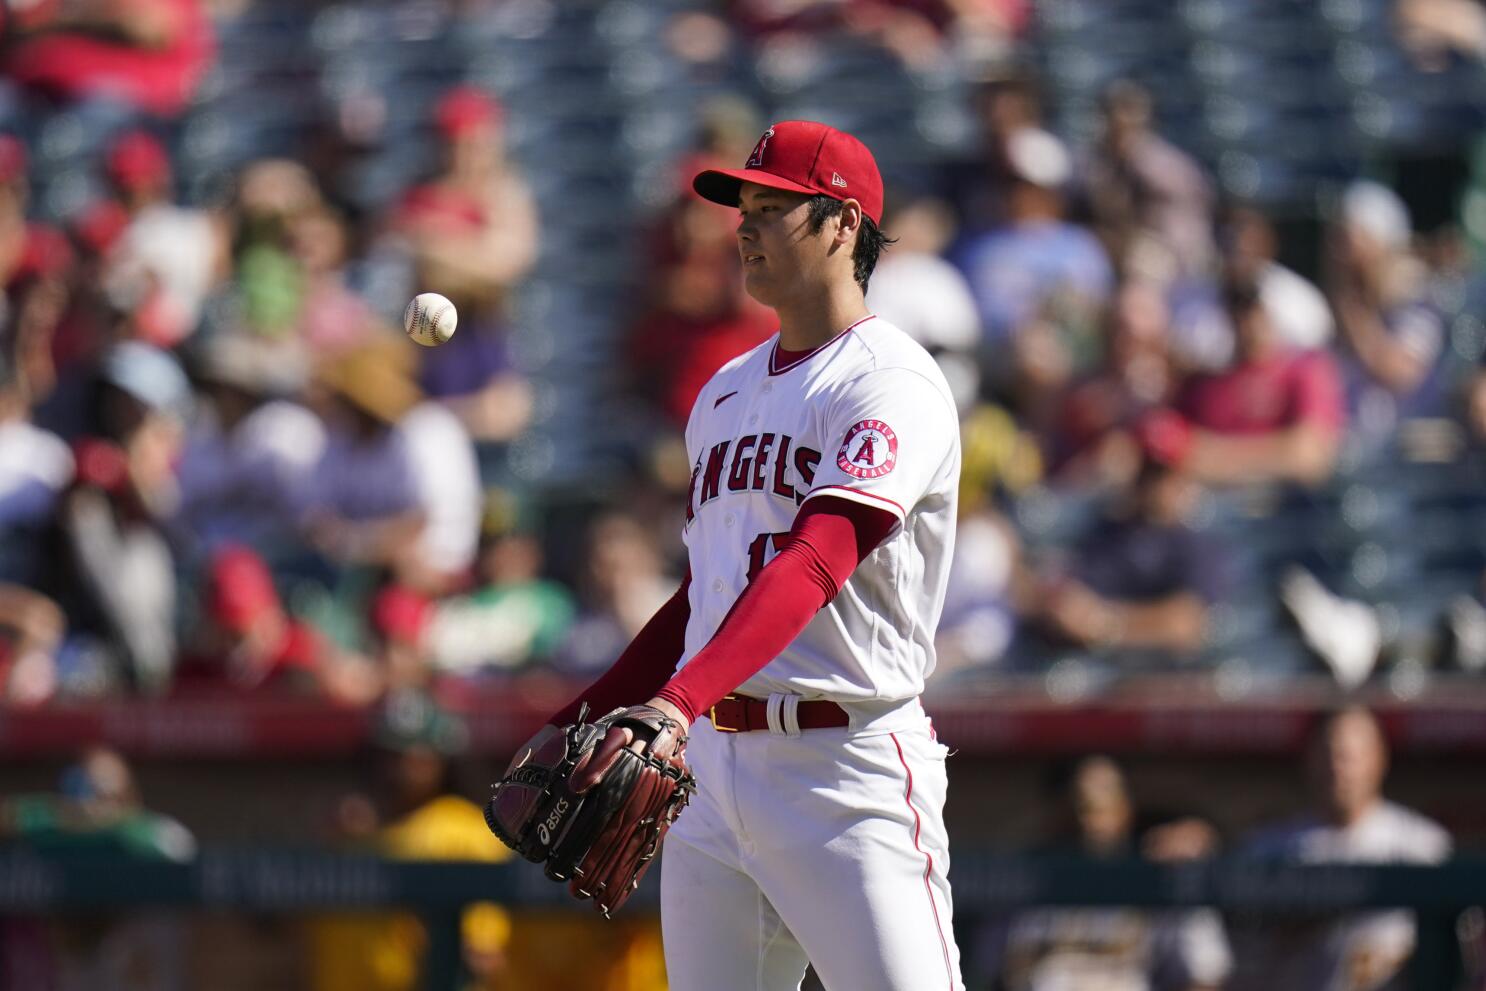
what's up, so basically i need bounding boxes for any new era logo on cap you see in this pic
[692,120,883,224]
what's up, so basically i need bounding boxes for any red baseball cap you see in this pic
[106,130,171,192]
[208,545,282,633]
[434,85,502,138]
[693,120,884,224]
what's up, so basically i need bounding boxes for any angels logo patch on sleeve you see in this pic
[836,419,898,479]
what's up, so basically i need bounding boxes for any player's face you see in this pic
[735,183,822,307]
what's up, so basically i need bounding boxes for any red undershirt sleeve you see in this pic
[551,572,692,726]
[652,495,898,724]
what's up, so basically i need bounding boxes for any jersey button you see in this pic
[762,383,772,394]
[748,415,758,425]
[724,513,735,527]
[712,579,725,593]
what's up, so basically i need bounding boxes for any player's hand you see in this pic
[641,697,690,735]
[570,701,689,794]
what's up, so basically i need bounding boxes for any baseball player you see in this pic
[520,119,963,989]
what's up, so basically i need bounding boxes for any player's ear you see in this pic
[834,199,863,249]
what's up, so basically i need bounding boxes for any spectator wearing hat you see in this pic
[952,126,1114,348]
[0,0,214,116]
[1020,413,1229,658]
[629,102,776,427]
[302,341,481,592]
[99,130,223,350]
[392,86,537,446]
[175,331,324,557]
[1224,205,1336,352]
[1168,205,1339,374]
[1326,180,1447,444]
[365,583,439,699]
[392,86,537,312]
[174,544,376,703]
[35,341,189,693]
[1176,278,1346,488]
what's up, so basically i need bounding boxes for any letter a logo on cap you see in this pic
[746,127,775,168]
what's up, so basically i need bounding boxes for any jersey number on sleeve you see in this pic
[746,531,790,582]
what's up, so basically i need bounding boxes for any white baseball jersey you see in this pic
[677,314,960,705]
[1239,801,1451,991]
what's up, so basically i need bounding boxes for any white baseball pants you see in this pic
[660,716,963,990]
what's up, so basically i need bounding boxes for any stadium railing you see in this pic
[3,847,1481,989]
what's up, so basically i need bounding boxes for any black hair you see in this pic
[804,194,895,292]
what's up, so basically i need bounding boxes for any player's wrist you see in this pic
[644,693,693,731]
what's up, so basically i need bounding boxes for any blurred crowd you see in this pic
[3,704,1471,990]
[0,0,1482,987]
[0,0,1483,709]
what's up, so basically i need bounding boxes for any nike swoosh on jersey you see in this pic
[713,391,739,408]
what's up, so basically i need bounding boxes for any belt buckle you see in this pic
[709,695,741,732]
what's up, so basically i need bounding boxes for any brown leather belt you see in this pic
[706,693,850,733]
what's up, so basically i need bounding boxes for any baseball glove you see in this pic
[484,704,694,916]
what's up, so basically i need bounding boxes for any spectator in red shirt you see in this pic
[1176,279,1345,487]
[176,544,323,694]
[99,130,223,348]
[1,0,214,117]
[393,86,536,444]
[392,86,538,313]
[175,544,376,702]
[630,102,777,426]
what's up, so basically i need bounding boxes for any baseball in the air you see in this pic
[404,292,458,347]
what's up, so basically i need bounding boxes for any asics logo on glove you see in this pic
[537,798,570,844]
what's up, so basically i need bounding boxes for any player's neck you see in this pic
[774,281,870,353]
